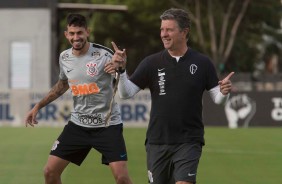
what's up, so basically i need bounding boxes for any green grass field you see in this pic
[0,127,281,184]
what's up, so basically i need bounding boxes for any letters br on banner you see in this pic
[0,90,151,127]
[1,89,282,127]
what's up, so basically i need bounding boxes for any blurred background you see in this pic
[0,0,282,127]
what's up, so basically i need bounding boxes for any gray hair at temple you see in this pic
[160,8,191,30]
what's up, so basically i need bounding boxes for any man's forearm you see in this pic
[208,85,229,105]
[118,72,140,99]
[35,80,69,109]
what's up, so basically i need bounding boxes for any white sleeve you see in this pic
[208,85,230,105]
[118,71,141,99]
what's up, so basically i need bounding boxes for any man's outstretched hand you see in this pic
[104,41,127,74]
[218,72,234,95]
[25,107,39,127]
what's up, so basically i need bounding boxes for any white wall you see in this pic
[0,9,51,90]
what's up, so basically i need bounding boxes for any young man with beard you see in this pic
[25,13,132,184]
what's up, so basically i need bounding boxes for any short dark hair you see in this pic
[66,13,87,28]
[160,8,191,30]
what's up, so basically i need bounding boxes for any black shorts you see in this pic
[146,142,202,184]
[50,122,128,166]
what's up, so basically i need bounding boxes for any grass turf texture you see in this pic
[0,127,281,184]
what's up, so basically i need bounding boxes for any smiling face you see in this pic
[64,25,90,52]
[160,19,189,56]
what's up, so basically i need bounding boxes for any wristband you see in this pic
[118,67,125,74]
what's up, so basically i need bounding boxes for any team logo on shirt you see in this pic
[91,51,100,58]
[62,53,69,61]
[86,62,98,77]
[51,140,59,151]
[190,64,197,74]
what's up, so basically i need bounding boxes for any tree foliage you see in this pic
[58,0,282,74]
[170,0,282,73]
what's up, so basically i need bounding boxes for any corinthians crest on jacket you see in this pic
[86,62,98,77]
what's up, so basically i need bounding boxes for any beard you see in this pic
[72,39,86,50]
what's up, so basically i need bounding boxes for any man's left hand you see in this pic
[218,72,234,95]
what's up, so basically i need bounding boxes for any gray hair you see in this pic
[160,8,191,30]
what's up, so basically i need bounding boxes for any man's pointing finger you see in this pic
[111,41,119,51]
[223,72,235,81]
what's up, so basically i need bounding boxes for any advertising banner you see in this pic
[0,90,151,127]
[1,89,281,127]
[203,92,282,128]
